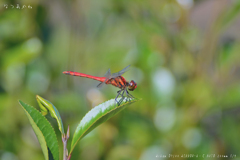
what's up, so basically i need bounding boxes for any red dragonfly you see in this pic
[63,65,137,105]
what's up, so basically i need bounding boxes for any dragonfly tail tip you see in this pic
[63,71,69,75]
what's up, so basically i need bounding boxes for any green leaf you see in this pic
[36,95,64,134]
[70,98,141,154]
[19,100,59,160]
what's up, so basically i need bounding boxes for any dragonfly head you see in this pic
[128,80,137,91]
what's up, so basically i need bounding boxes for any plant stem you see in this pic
[67,154,72,160]
[62,125,70,160]
[62,135,68,160]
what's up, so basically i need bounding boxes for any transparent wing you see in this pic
[104,69,111,78]
[97,82,104,88]
[97,69,111,88]
[96,66,131,88]
[111,65,130,78]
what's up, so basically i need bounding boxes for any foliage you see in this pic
[19,96,140,159]
[1,0,240,159]
[70,98,140,154]
[19,100,59,160]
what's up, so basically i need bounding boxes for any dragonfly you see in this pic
[63,65,137,105]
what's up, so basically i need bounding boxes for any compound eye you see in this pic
[128,80,137,91]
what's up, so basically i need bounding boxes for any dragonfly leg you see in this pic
[115,90,123,106]
[118,89,126,105]
[126,90,135,100]
[115,89,134,105]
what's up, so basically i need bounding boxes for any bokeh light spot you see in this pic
[152,68,175,97]
[154,105,176,132]
[182,128,202,149]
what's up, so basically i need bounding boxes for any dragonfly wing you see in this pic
[97,69,111,88]
[97,82,105,88]
[111,65,130,78]
[104,69,112,78]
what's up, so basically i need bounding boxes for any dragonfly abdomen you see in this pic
[63,71,105,82]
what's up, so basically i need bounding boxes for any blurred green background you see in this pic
[1,0,240,160]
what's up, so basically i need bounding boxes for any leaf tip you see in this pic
[18,100,24,106]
